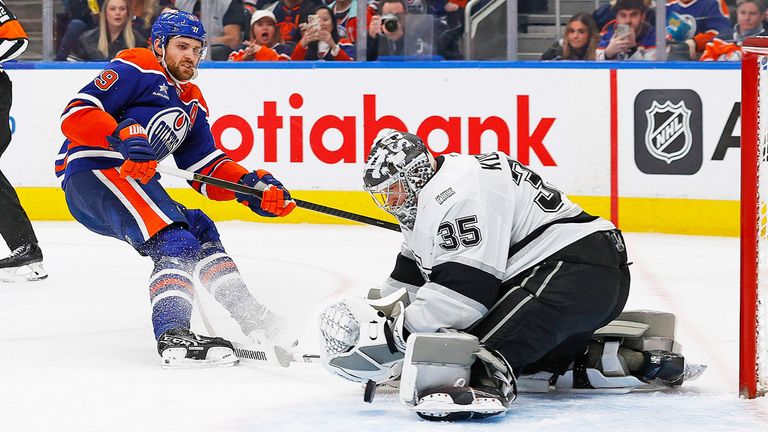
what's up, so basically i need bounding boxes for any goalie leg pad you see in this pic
[401,331,515,421]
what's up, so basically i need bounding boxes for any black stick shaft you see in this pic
[159,166,402,232]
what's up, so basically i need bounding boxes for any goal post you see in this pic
[741,36,768,399]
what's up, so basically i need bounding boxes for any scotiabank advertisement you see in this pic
[1,64,743,234]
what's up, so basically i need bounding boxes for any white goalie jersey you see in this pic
[384,152,615,334]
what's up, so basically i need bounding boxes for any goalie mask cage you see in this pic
[741,37,768,399]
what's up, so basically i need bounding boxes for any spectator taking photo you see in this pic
[596,0,656,60]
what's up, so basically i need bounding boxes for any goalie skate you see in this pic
[0,244,47,282]
[158,328,239,368]
[412,386,509,421]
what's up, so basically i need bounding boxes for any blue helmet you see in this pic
[151,11,207,47]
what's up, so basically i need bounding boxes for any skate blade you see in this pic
[0,263,48,283]
[160,348,239,369]
[684,363,707,382]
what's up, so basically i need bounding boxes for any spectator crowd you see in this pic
[543,0,764,61]
[49,0,765,62]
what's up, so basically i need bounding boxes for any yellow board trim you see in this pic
[14,188,739,237]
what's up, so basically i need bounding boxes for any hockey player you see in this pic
[0,0,47,282]
[55,11,296,367]
[319,130,701,420]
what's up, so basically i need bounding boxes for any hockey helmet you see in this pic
[151,11,207,83]
[151,10,207,48]
[363,129,435,230]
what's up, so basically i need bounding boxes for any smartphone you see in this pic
[614,24,630,39]
[308,14,319,30]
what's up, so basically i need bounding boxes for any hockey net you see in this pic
[741,37,768,399]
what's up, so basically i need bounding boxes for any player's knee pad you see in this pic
[141,224,201,262]
[182,209,221,246]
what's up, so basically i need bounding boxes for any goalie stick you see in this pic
[155,165,401,232]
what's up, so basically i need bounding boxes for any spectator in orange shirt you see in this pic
[292,5,353,60]
[229,10,292,61]
[700,0,768,60]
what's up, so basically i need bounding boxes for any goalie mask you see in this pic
[363,129,435,230]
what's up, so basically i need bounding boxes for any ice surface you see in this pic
[1,222,767,431]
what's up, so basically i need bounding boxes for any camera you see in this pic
[381,14,400,33]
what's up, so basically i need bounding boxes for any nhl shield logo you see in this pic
[644,100,692,164]
[634,89,702,175]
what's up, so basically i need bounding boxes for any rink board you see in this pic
[1,62,741,236]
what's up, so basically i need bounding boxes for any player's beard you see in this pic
[167,58,196,82]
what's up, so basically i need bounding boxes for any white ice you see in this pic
[1,222,767,432]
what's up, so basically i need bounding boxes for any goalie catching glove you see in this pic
[319,288,409,384]
[236,170,296,217]
[106,119,157,184]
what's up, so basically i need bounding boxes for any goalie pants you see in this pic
[0,71,38,251]
[469,229,630,374]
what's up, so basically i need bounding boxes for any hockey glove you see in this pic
[106,119,158,184]
[236,170,296,217]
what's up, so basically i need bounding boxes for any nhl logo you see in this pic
[634,89,702,175]
[643,100,692,164]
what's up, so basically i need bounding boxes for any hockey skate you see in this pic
[413,385,510,421]
[0,244,47,282]
[240,303,298,348]
[157,328,239,368]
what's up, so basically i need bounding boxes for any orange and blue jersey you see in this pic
[56,47,247,199]
[0,0,29,64]
[667,0,732,50]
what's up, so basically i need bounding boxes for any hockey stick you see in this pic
[155,165,402,232]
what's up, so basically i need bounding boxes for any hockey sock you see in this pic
[195,241,267,335]
[141,226,200,339]
[150,257,196,339]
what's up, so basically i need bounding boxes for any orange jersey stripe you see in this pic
[0,19,28,40]
[101,169,171,238]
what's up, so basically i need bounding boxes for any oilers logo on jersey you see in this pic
[55,48,238,192]
[146,107,191,159]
